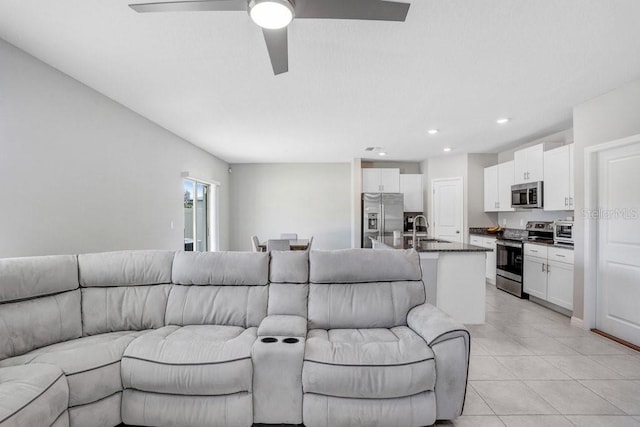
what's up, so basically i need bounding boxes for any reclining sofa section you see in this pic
[0,249,470,427]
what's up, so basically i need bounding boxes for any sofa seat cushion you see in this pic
[302,327,435,399]
[0,364,68,426]
[121,325,256,396]
[0,330,147,407]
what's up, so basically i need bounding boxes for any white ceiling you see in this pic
[1,0,640,163]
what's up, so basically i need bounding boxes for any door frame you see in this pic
[182,172,221,251]
[431,177,464,243]
[583,133,640,330]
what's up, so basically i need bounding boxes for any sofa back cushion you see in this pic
[268,251,309,318]
[78,250,175,336]
[0,255,81,360]
[307,249,425,329]
[167,251,269,328]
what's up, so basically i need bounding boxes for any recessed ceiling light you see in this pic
[378,151,387,157]
[428,129,439,135]
[249,0,295,30]
[443,147,452,152]
[496,118,510,124]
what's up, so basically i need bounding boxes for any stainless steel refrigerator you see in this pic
[361,193,404,248]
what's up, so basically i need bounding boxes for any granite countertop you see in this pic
[380,236,491,253]
[413,240,492,253]
[469,227,503,237]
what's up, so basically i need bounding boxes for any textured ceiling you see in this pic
[1,0,640,163]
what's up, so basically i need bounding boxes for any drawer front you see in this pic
[482,237,496,249]
[524,243,548,258]
[470,236,482,246]
[548,247,574,264]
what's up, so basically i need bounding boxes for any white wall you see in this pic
[229,163,351,251]
[572,78,640,321]
[0,39,230,257]
[361,161,422,174]
[497,129,574,163]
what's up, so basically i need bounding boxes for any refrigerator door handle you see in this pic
[380,203,385,242]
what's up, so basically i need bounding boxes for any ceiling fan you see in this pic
[129,0,411,75]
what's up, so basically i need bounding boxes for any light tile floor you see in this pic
[435,283,640,427]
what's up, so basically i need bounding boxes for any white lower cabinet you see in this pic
[470,235,496,284]
[523,255,547,300]
[523,243,574,311]
[547,260,574,310]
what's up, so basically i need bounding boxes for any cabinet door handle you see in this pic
[569,197,573,206]
[542,263,545,272]
[547,264,550,273]
[524,172,527,180]
[556,254,565,258]
[530,249,538,252]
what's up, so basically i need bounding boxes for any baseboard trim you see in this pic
[591,329,640,353]
[570,316,585,330]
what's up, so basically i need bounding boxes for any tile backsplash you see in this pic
[498,210,574,229]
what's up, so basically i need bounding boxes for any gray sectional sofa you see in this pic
[0,249,470,427]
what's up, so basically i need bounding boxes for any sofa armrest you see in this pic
[407,303,470,421]
[257,315,307,338]
[407,303,469,346]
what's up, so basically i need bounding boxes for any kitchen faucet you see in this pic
[412,215,429,250]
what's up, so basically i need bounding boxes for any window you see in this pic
[183,178,214,252]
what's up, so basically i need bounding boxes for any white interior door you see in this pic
[596,141,640,346]
[432,177,463,243]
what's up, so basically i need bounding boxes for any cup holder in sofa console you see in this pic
[282,337,299,344]
[261,337,278,343]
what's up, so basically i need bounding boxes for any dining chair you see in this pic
[251,235,261,252]
[267,239,291,252]
[280,233,298,240]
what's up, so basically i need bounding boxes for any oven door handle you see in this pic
[496,240,522,248]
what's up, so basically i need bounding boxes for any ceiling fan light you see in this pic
[249,0,294,30]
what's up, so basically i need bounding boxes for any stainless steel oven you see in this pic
[511,181,543,209]
[496,239,525,298]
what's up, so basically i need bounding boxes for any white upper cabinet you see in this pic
[498,161,515,212]
[362,169,381,193]
[543,144,574,211]
[380,169,401,193]
[484,161,515,212]
[514,143,545,183]
[400,174,423,212]
[362,168,400,193]
[484,165,499,212]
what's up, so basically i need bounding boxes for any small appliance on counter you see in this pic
[553,220,574,246]
[511,181,543,209]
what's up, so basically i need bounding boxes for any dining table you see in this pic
[258,239,310,252]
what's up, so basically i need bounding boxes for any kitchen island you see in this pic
[374,237,490,324]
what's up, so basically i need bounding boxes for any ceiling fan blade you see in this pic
[294,0,410,21]
[129,0,247,13]
[262,28,288,75]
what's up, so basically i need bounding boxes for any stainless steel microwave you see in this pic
[511,181,543,209]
